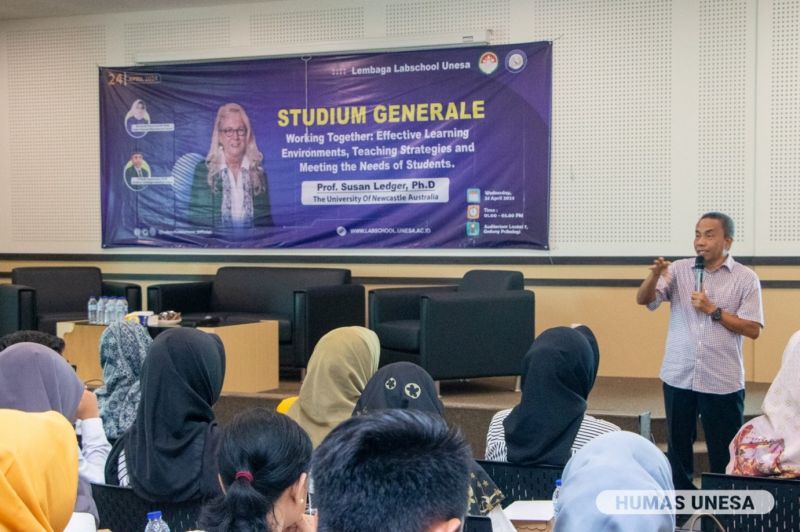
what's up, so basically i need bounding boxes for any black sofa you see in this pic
[369,270,535,381]
[0,267,142,336]
[147,267,365,370]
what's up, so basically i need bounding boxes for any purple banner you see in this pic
[100,42,552,249]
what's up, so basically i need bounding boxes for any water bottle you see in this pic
[103,297,113,325]
[552,478,562,521]
[109,298,118,322]
[120,297,129,320]
[144,510,170,532]
[116,297,125,322]
[96,297,106,325]
[87,296,97,324]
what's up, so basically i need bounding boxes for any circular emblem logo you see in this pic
[336,226,348,236]
[505,50,528,73]
[385,377,397,390]
[478,52,499,75]
[404,382,421,399]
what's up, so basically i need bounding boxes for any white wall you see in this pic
[0,0,797,257]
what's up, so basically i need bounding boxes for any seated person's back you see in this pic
[200,408,314,531]
[285,326,380,447]
[95,320,151,441]
[0,329,65,353]
[0,342,109,523]
[727,329,800,477]
[312,409,472,532]
[354,362,510,528]
[486,326,619,465]
[554,431,675,532]
[0,409,79,531]
[105,327,226,503]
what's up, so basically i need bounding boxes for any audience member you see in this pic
[0,329,65,353]
[286,326,380,447]
[354,362,512,530]
[104,327,226,503]
[727,329,800,478]
[200,408,314,531]
[485,326,619,464]
[95,320,151,440]
[0,343,110,486]
[554,431,676,532]
[0,409,78,531]
[312,409,472,532]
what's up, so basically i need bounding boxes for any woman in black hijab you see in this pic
[105,327,226,503]
[485,326,619,466]
[354,362,513,529]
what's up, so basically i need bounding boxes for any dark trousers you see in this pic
[663,382,744,490]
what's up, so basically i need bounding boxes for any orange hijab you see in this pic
[0,409,78,531]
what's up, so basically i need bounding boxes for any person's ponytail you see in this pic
[199,409,312,532]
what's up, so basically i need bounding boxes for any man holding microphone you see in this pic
[637,212,763,489]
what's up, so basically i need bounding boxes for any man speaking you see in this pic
[636,212,763,489]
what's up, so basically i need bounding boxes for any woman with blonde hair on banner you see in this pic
[125,99,150,137]
[189,102,272,229]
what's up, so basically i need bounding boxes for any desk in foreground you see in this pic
[57,320,279,393]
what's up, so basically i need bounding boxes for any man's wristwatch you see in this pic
[710,307,722,321]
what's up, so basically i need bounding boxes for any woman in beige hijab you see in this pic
[286,327,380,447]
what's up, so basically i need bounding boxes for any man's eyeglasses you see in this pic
[220,127,247,138]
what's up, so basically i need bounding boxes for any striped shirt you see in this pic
[484,408,620,462]
[648,256,763,394]
[117,449,129,487]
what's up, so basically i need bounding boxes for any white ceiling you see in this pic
[0,0,267,21]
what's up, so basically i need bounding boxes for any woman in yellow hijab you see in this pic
[286,327,381,447]
[0,409,78,531]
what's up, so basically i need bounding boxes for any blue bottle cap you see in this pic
[147,511,163,520]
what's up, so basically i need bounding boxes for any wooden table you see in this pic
[56,320,279,393]
[198,321,279,393]
[56,321,105,384]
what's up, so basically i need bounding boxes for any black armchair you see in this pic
[369,270,534,381]
[701,473,800,531]
[475,460,564,504]
[0,267,141,336]
[147,267,365,369]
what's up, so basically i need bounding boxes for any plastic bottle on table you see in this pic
[144,510,170,532]
[87,296,97,324]
[552,478,562,521]
[112,297,122,322]
[116,297,125,322]
[96,297,106,325]
[103,297,113,325]
[120,297,129,320]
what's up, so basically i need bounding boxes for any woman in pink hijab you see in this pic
[726,330,800,477]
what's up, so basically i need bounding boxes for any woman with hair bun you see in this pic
[200,408,314,532]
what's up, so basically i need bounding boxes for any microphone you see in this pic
[694,255,705,292]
